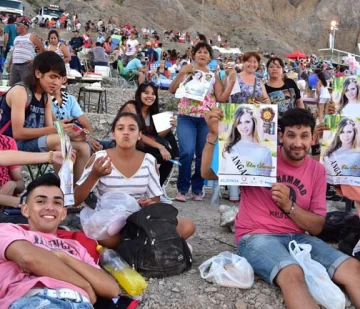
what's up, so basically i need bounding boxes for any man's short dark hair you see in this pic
[279,108,316,134]
[24,173,62,203]
[24,51,66,89]
[192,42,213,58]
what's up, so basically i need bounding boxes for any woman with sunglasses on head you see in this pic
[265,57,304,118]
[74,112,195,249]
[133,83,178,192]
[169,42,236,202]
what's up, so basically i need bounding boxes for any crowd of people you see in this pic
[0,11,360,309]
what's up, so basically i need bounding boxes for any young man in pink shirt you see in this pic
[0,173,120,308]
[201,108,360,309]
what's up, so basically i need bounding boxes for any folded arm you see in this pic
[5,240,95,301]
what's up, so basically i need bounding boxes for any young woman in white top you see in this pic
[316,72,331,123]
[323,118,360,177]
[338,77,360,116]
[74,112,195,248]
[221,106,273,177]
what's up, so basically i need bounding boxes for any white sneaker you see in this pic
[160,195,173,205]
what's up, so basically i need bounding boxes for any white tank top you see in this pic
[47,42,64,59]
[12,33,35,64]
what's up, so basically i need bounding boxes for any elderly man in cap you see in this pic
[69,30,84,55]
[8,19,44,86]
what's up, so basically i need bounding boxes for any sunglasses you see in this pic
[141,81,158,88]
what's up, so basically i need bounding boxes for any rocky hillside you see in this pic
[24,0,360,56]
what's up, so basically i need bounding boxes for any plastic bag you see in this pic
[199,251,254,288]
[289,240,345,309]
[80,192,141,240]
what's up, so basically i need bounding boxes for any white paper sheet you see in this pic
[152,111,174,133]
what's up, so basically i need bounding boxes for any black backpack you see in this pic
[116,203,192,278]
[317,211,354,242]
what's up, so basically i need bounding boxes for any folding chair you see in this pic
[117,60,138,89]
[26,164,49,181]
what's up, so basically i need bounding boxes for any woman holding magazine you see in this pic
[169,42,236,202]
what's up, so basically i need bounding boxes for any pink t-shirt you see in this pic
[235,148,327,243]
[0,224,100,309]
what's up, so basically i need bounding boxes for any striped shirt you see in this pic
[77,151,163,207]
[12,33,35,64]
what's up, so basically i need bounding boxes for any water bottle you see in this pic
[96,245,147,296]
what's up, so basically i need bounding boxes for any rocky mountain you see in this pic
[24,0,360,57]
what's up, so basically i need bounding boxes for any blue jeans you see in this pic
[177,115,208,195]
[10,295,92,309]
[238,233,350,285]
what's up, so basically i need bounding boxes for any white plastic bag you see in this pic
[289,240,345,309]
[80,192,141,240]
[199,251,254,288]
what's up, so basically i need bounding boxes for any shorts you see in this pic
[319,98,330,104]
[16,136,48,152]
[238,233,350,284]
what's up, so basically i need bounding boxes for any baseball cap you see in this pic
[16,20,29,28]
[72,29,79,33]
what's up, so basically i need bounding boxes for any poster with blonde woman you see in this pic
[332,76,360,116]
[321,116,360,185]
[218,104,278,187]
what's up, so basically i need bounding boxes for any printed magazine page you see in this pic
[321,115,360,186]
[218,104,278,187]
[332,75,360,117]
[54,121,75,206]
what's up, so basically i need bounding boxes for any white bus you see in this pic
[32,4,64,23]
[0,0,23,17]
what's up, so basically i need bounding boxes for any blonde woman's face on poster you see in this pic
[236,113,254,138]
[345,82,358,102]
[340,124,355,146]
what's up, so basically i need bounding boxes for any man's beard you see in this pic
[282,145,308,161]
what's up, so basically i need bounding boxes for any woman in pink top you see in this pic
[169,42,236,201]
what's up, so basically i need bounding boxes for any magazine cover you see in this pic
[331,75,360,117]
[321,115,360,185]
[218,104,278,187]
[174,70,213,101]
[54,121,75,206]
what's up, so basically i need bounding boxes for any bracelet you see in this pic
[206,134,218,146]
[159,146,165,151]
[48,151,54,164]
[311,144,321,156]
[286,200,295,215]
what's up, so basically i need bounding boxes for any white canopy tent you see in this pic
[212,46,242,55]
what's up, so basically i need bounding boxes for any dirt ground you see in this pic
[137,187,355,309]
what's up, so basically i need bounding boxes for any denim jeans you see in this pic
[10,294,93,309]
[238,233,350,284]
[177,115,208,195]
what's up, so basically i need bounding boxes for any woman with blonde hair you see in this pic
[324,118,360,176]
[221,106,273,177]
[338,77,360,115]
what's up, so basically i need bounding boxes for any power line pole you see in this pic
[201,0,204,33]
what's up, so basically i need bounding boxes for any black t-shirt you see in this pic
[265,78,301,117]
